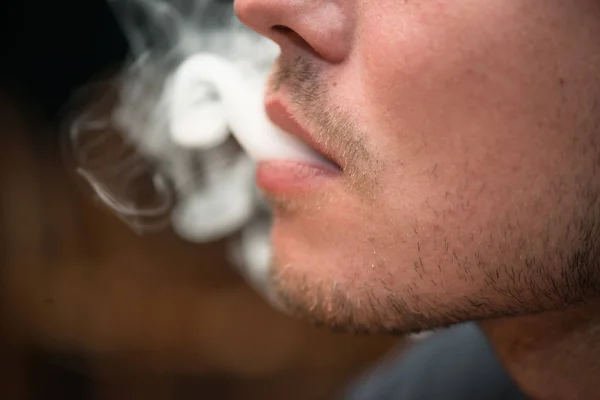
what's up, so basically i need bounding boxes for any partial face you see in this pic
[235,0,600,332]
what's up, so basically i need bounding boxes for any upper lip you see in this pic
[264,97,341,169]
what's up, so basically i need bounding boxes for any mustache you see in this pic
[268,56,381,198]
[270,56,325,107]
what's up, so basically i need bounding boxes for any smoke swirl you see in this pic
[62,0,283,301]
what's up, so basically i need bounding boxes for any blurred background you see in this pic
[0,0,403,398]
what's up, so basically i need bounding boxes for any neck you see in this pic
[479,299,600,400]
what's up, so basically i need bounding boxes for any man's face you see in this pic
[235,0,600,332]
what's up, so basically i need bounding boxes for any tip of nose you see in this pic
[233,0,262,31]
[234,0,351,63]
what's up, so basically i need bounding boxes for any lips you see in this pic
[264,98,341,171]
[256,98,342,195]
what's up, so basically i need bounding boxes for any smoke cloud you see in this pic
[62,0,288,300]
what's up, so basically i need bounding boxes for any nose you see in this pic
[234,0,353,63]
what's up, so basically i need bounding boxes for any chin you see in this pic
[267,217,436,334]
[266,204,542,335]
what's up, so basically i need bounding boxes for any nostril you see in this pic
[271,25,321,57]
[272,25,294,34]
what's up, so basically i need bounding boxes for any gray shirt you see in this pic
[345,323,528,400]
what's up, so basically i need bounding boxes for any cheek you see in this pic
[349,0,599,209]
[353,0,600,158]
[321,0,600,285]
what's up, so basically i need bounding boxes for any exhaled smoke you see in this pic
[62,0,320,301]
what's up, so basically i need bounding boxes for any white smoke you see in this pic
[62,0,323,301]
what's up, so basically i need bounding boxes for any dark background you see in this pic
[0,0,128,121]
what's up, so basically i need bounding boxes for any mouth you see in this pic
[258,98,343,195]
[264,98,342,168]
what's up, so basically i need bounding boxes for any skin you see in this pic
[235,0,600,397]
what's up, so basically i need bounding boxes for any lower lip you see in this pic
[256,160,341,195]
